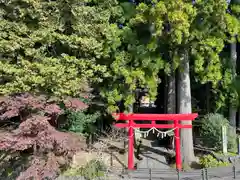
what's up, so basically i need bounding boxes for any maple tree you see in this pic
[0,93,87,179]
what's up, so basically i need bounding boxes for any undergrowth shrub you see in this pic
[199,155,230,168]
[199,113,237,151]
[59,109,100,135]
[63,159,106,180]
[81,159,106,180]
[58,97,100,136]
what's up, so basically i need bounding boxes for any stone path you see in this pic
[136,139,171,169]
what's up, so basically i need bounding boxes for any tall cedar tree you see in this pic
[130,0,240,163]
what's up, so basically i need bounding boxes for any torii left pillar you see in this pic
[112,113,198,170]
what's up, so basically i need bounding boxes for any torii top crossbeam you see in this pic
[113,113,198,121]
[113,113,198,129]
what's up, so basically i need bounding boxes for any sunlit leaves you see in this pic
[0,0,120,98]
[0,55,106,96]
[127,0,237,112]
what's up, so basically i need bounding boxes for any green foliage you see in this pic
[115,0,236,114]
[102,0,198,112]
[60,110,100,135]
[63,160,106,180]
[210,1,240,112]
[0,0,165,112]
[130,0,230,84]
[1,0,240,115]
[199,155,230,168]
[199,113,237,151]
[81,160,106,180]
[190,0,231,87]
[0,0,123,97]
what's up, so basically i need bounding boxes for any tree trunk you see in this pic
[178,50,195,164]
[206,83,211,113]
[229,108,237,127]
[164,75,168,113]
[167,70,176,114]
[236,42,240,128]
[167,66,176,149]
[229,42,237,127]
[167,50,177,114]
[238,108,240,128]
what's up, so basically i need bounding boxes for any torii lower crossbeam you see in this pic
[112,113,198,170]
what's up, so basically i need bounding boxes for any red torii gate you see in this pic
[112,113,198,170]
